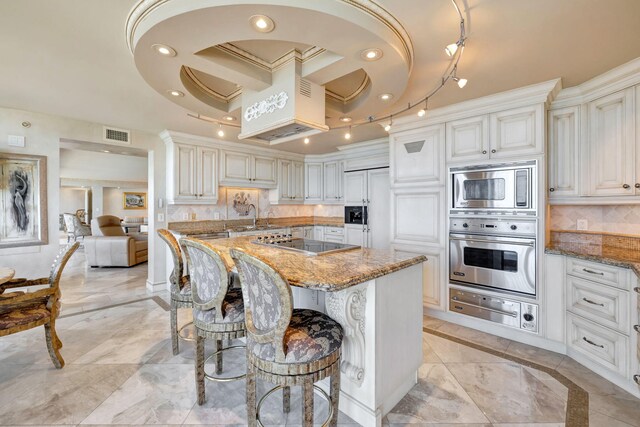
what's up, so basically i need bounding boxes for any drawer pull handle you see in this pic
[634,287,640,294]
[634,375,640,385]
[582,268,604,276]
[582,336,605,349]
[634,325,640,333]
[582,297,605,307]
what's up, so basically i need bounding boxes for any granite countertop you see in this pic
[545,231,640,278]
[168,216,344,235]
[196,236,426,292]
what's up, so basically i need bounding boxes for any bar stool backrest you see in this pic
[230,248,292,362]
[181,238,229,322]
[157,229,186,294]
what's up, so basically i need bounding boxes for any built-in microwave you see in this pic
[451,161,536,213]
[344,206,367,225]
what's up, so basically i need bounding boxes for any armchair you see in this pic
[62,213,91,242]
[0,242,79,368]
[84,215,148,267]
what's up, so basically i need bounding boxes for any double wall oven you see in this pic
[448,161,539,333]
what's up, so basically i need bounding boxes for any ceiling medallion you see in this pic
[244,91,289,122]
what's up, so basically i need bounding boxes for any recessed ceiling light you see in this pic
[168,90,184,97]
[103,150,110,153]
[303,137,310,144]
[152,44,176,57]
[249,15,275,33]
[361,48,383,61]
[379,93,393,101]
[222,116,236,121]
[339,117,352,123]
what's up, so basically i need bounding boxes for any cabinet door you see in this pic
[392,245,442,310]
[279,159,292,200]
[323,162,339,201]
[548,106,580,198]
[252,155,277,186]
[313,226,324,241]
[291,227,304,238]
[221,151,251,182]
[446,115,489,162]
[197,147,218,202]
[588,88,635,196]
[490,105,541,158]
[344,171,366,205]
[345,224,365,247]
[172,143,197,201]
[367,169,390,250]
[390,124,444,187]
[391,188,444,247]
[291,161,305,201]
[305,163,323,202]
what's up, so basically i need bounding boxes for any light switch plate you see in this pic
[577,219,588,230]
[7,135,25,147]
[214,212,220,220]
[157,213,164,222]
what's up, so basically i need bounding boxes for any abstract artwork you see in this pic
[226,188,259,220]
[0,153,48,248]
[123,192,147,209]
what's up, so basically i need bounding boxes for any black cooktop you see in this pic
[251,236,360,256]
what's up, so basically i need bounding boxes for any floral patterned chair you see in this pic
[0,242,79,368]
[230,248,343,427]
[157,229,193,355]
[63,213,91,242]
[180,238,246,405]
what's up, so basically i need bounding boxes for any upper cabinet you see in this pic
[304,162,323,202]
[548,106,580,199]
[390,124,445,187]
[271,159,304,204]
[446,115,489,162]
[322,161,344,203]
[490,105,541,158]
[167,142,218,204]
[302,160,344,204]
[220,150,277,188]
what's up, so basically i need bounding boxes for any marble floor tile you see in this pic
[492,424,565,427]
[422,315,445,330]
[522,366,568,403]
[81,364,196,425]
[555,357,621,396]
[434,322,512,352]
[0,364,138,425]
[503,341,566,369]
[386,363,489,424]
[73,329,169,365]
[589,410,637,427]
[422,334,442,363]
[589,390,640,427]
[447,362,566,424]
[425,333,509,364]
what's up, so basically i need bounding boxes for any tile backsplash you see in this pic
[167,187,316,222]
[550,205,640,235]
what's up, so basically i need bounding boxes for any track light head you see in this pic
[453,76,468,88]
[445,42,459,57]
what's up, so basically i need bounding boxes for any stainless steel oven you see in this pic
[449,217,537,296]
[451,161,536,213]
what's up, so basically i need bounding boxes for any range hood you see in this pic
[238,60,328,145]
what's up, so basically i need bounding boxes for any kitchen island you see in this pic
[201,236,426,427]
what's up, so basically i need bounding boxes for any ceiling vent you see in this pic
[103,126,131,144]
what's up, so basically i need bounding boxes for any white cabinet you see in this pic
[324,226,345,243]
[272,159,304,203]
[548,106,580,198]
[220,151,277,188]
[168,142,219,204]
[489,105,541,158]
[391,187,444,248]
[304,163,323,202]
[390,124,444,187]
[392,245,443,310]
[323,161,344,202]
[446,115,489,162]
[345,224,366,247]
[313,226,324,241]
[343,169,390,249]
[344,170,366,205]
[587,88,636,197]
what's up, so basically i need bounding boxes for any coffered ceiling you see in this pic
[1,0,640,154]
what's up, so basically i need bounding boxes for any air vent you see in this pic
[299,79,312,98]
[253,123,314,142]
[103,126,131,144]
[404,141,425,153]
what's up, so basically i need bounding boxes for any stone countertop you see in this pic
[545,242,640,278]
[196,236,426,292]
[168,216,344,236]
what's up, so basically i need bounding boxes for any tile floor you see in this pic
[1,247,639,426]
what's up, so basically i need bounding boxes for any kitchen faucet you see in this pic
[266,210,275,227]
[248,204,257,228]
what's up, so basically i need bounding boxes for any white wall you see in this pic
[60,149,147,182]
[59,187,86,214]
[103,187,148,219]
[0,106,166,288]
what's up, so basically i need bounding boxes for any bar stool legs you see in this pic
[329,368,341,427]
[283,386,290,413]
[247,361,257,427]
[302,378,314,426]
[195,334,206,405]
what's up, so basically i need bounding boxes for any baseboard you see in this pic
[145,279,166,292]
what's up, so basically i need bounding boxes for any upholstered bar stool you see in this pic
[157,229,194,355]
[181,238,246,405]
[230,248,343,427]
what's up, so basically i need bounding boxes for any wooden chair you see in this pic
[157,229,193,355]
[0,242,80,368]
[181,238,246,405]
[230,248,343,427]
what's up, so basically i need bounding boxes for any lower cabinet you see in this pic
[392,244,445,310]
[323,226,345,243]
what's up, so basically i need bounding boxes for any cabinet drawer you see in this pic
[566,276,629,333]
[566,257,630,290]
[567,313,628,376]
[324,227,344,236]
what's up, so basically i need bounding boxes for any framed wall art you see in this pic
[0,153,48,248]
[123,192,147,209]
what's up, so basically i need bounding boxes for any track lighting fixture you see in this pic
[345,126,352,140]
[384,116,393,132]
[304,137,310,144]
[445,41,461,57]
[451,66,467,88]
[417,98,428,117]
[217,124,225,137]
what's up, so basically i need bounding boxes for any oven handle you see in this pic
[451,297,519,318]
[449,236,535,247]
